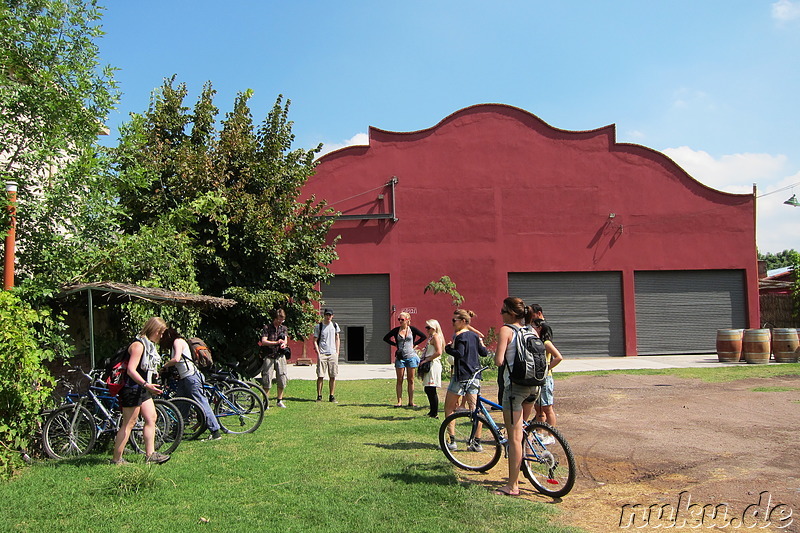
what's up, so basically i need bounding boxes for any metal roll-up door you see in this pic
[508,272,625,356]
[635,270,746,355]
[320,274,391,363]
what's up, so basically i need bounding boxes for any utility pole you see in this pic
[4,181,17,290]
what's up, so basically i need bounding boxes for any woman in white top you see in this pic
[494,297,539,497]
[160,328,222,440]
[418,319,444,418]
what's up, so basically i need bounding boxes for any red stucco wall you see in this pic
[303,104,759,356]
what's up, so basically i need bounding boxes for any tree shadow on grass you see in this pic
[359,414,417,421]
[364,441,439,451]
[379,462,457,486]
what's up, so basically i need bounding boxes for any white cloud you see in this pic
[317,132,369,157]
[662,146,787,193]
[663,146,800,253]
[772,0,800,21]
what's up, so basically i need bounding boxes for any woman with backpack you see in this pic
[111,317,170,465]
[160,328,222,441]
[494,297,538,496]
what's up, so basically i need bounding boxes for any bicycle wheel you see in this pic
[438,411,503,472]
[169,396,207,440]
[521,422,576,497]
[214,387,264,434]
[129,398,184,455]
[42,404,97,459]
[244,380,269,406]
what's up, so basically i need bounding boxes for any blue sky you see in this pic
[98,1,800,254]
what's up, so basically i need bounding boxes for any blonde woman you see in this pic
[383,312,426,407]
[419,319,444,418]
[443,309,487,449]
[112,317,170,465]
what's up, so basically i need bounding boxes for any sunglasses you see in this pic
[424,326,432,330]
[452,318,462,323]
[398,318,406,322]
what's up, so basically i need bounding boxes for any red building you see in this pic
[301,104,759,362]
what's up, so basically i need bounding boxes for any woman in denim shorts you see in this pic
[494,297,538,497]
[383,312,426,407]
[442,309,487,449]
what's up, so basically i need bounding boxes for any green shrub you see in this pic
[0,291,54,479]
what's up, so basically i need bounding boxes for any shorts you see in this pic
[316,354,339,379]
[395,355,420,369]
[447,378,480,396]
[260,356,288,390]
[535,375,554,406]
[503,382,539,412]
[117,384,150,408]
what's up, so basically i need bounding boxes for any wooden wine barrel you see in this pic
[715,329,743,363]
[772,328,799,363]
[742,329,771,364]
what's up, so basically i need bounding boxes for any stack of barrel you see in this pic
[716,328,799,364]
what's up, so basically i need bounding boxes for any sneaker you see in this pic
[276,400,287,408]
[109,457,130,465]
[316,395,322,402]
[468,439,483,452]
[329,395,337,403]
[206,430,222,441]
[539,435,556,446]
[446,436,457,451]
[145,451,170,465]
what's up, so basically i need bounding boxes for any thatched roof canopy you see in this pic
[59,281,236,309]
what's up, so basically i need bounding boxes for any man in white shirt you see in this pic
[313,308,341,403]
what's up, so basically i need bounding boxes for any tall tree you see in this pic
[109,78,337,360]
[0,0,119,311]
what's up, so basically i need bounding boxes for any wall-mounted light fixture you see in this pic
[608,213,616,219]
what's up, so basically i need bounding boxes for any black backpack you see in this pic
[506,324,548,387]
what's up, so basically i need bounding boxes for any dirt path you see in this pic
[463,373,800,532]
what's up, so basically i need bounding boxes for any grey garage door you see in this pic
[635,270,747,355]
[320,274,391,364]
[508,272,625,356]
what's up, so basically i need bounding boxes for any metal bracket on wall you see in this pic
[320,176,399,222]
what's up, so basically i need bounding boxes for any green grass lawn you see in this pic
[7,364,798,533]
[2,378,580,533]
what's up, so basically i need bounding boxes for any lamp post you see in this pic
[4,181,17,290]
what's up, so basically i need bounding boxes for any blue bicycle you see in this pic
[41,368,183,459]
[438,366,576,497]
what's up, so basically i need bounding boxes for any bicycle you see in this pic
[202,380,264,434]
[41,368,183,459]
[438,366,576,497]
[161,370,264,435]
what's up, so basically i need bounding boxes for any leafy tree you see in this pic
[107,78,337,359]
[0,291,54,479]
[758,249,798,271]
[423,275,465,307]
[0,0,118,353]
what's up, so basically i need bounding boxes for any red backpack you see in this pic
[102,338,142,396]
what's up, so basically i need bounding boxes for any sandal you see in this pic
[494,487,520,497]
[407,403,418,407]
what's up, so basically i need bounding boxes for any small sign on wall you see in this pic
[401,307,417,314]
